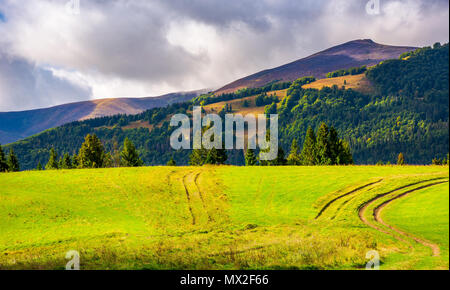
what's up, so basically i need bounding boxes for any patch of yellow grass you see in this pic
[302,74,374,94]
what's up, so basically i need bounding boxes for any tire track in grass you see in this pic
[182,172,196,225]
[315,179,383,219]
[373,180,448,257]
[358,178,448,256]
[194,172,213,223]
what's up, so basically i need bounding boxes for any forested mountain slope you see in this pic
[3,43,448,170]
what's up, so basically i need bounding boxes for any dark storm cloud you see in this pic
[0,0,448,111]
[0,54,92,111]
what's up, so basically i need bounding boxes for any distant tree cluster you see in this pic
[43,134,143,171]
[243,122,353,166]
[189,146,228,166]
[255,93,279,107]
[432,153,450,165]
[287,123,353,166]
[326,66,367,78]
[192,80,292,107]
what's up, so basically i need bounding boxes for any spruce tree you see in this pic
[120,138,143,167]
[79,134,106,168]
[337,140,353,165]
[167,157,176,166]
[46,148,59,170]
[245,149,258,166]
[272,147,287,166]
[7,148,20,172]
[315,123,331,165]
[300,127,317,165]
[112,140,121,167]
[397,153,405,165]
[287,139,301,165]
[62,153,72,169]
[0,144,8,172]
[72,154,79,168]
[58,157,64,169]
[203,147,227,165]
[37,161,43,171]
[103,152,114,168]
[189,147,208,166]
[327,126,340,164]
[213,148,228,165]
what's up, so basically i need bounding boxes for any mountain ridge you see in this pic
[0,90,207,144]
[215,39,417,94]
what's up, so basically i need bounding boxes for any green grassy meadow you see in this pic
[0,166,448,270]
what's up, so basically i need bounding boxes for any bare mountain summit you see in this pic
[215,39,416,94]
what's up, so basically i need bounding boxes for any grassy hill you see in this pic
[0,165,447,269]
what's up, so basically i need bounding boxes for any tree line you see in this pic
[1,134,141,172]
[326,66,367,78]
[244,123,353,166]
[41,134,143,170]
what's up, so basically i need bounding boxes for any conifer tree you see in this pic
[112,140,121,167]
[189,147,208,166]
[120,138,143,167]
[46,148,59,170]
[7,148,20,172]
[245,149,258,166]
[300,127,317,165]
[103,152,114,168]
[72,154,79,168]
[167,157,176,166]
[79,134,106,168]
[337,140,354,165]
[204,147,227,165]
[62,153,72,169]
[272,147,287,166]
[287,139,301,165]
[327,126,340,164]
[37,161,43,171]
[397,153,405,165]
[315,123,331,165]
[0,144,8,172]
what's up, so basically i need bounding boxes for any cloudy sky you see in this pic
[0,0,448,111]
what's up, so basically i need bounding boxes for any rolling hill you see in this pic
[0,90,207,144]
[0,166,447,269]
[215,39,416,94]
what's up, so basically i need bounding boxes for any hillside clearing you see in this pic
[302,74,374,94]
